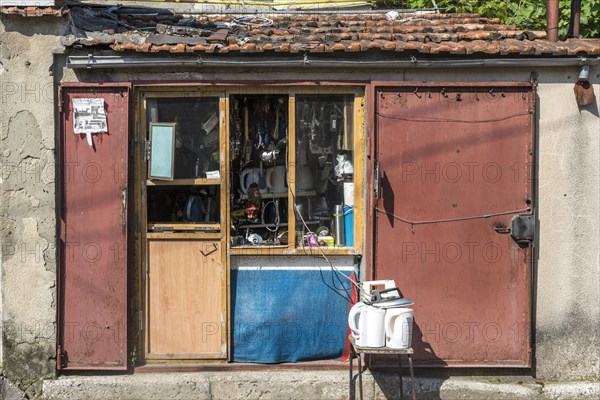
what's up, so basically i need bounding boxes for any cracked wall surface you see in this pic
[1,14,67,398]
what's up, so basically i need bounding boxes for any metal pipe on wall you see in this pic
[572,0,581,38]
[67,55,600,69]
[546,0,560,42]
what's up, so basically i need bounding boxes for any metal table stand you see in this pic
[348,335,416,400]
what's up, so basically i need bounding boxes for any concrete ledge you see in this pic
[42,371,600,400]
[541,382,600,400]
[2,377,27,400]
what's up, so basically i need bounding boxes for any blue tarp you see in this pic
[231,268,353,363]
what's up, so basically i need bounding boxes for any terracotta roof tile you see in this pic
[329,43,347,52]
[61,8,600,57]
[1,6,67,17]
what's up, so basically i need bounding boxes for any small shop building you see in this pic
[1,3,599,397]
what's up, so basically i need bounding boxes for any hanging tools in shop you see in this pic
[242,100,252,164]
[229,95,353,249]
[231,99,241,159]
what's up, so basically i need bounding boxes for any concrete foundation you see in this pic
[40,370,600,400]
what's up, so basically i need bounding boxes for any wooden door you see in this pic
[58,84,130,370]
[147,238,226,359]
[371,83,534,367]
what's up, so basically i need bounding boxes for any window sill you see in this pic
[229,246,360,256]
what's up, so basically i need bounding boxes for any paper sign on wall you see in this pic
[73,98,108,147]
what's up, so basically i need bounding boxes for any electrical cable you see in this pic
[285,102,361,299]
[231,16,274,28]
[508,0,525,26]
[376,110,532,124]
[375,207,532,226]
[129,0,376,6]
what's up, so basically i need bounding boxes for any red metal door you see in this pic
[372,83,534,367]
[58,84,130,369]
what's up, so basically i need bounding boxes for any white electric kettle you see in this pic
[348,302,386,348]
[384,308,414,349]
[266,165,287,193]
[240,167,267,194]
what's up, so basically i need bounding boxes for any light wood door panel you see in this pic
[147,239,225,357]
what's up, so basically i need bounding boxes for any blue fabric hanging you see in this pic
[231,268,353,363]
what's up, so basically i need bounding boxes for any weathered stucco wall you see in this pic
[0,14,67,397]
[0,12,598,397]
[535,76,600,381]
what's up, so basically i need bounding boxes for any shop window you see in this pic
[228,91,361,253]
[146,97,220,180]
[144,95,223,232]
[295,95,354,248]
[229,95,290,247]
[139,88,362,250]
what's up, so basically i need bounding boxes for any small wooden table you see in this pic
[348,335,416,400]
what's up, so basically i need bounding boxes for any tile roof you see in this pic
[0,6,67,17]
[9,6,600,56]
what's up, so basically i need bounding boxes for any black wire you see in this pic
[376,110,531,123]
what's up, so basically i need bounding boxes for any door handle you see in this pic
[121,187,127,227]
[494,226,510,234]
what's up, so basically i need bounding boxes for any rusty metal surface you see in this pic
[373,84,533,367]
[59,86,130,370]
[546,0,560,42]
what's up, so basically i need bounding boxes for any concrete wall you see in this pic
[535,77,600,380]
[0,14,67,397]
[1,12,599,396]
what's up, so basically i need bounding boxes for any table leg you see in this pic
[398,354,404,400]
[358,353,363,400]
[408,354,416,400]
[349,348,354,400]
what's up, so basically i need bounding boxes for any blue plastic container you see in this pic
[344,205,354,247]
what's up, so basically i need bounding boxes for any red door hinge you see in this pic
[57,345,64,370]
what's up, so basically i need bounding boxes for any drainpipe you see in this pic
[567,0,582,38]
[546,0,559,42]
[572,0,581,38]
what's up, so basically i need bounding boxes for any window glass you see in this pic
[147,97,220,179]
[228,95,289,247]
[295,95,354,248]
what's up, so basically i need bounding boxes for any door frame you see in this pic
[132,83,367,364]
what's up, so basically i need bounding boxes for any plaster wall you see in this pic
[534,76,600,381]
[0,14,598,397]
[0,14,67,397]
